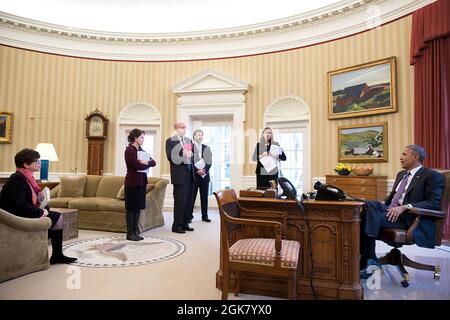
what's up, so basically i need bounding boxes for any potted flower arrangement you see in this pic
[334,163,352,176]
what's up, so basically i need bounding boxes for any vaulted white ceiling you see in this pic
[0,0,341,33]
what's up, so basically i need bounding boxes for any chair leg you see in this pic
[402,254,436,272]
[379,248,411,287]
[222,267,229,300]
[234,271,241,297]
[288,276,296,300]
[379,248,399,265]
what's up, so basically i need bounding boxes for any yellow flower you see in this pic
[335,163,352,172]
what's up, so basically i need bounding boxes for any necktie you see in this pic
[389,171,411,208]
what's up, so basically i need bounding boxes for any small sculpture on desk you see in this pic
[334,163,352,176]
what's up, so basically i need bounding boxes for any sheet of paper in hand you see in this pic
[195,159,207,178]
[259,155,277,172]
[38,187,51,209]
[269,144,283,157]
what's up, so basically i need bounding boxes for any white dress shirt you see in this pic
[195,142,203,159]
[396,165,422,205]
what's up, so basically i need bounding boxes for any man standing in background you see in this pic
[189,129,212,223]
[165,122,195,233]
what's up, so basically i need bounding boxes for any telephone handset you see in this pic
[277,177,305,212]
[313,181,346,201]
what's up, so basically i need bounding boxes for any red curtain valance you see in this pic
[410,0,450,65]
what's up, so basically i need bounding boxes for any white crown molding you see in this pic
[0,0,434,61]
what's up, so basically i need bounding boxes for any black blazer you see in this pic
[385,167,444,248]
[165,135,194,185]
[0,172,45,218]
[193,143,212,183]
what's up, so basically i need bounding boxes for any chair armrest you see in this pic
[409,207,446,218]
[50,184,61,198]
[0,209,52,231]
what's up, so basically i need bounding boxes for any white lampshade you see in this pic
[35,143,59,161]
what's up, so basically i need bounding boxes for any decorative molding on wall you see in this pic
[264,96,310,123]
[0,0,433,61]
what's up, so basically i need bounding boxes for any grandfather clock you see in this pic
[85,109,108,175]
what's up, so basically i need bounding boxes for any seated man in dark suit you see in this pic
[360,144,444,278]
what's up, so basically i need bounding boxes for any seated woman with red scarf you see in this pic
[0,148,77,264]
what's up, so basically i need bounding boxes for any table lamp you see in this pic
[35,143,59,181]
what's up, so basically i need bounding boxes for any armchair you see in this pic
[0,208,52,282]
[378,169,450,287]
[213,189,300,300]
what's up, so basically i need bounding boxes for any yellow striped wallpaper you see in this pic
[0,15,414,181]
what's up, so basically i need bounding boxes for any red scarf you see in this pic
[17,168,42,208]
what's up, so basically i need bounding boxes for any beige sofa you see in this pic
[49,175,169,233]
[0,208,52,283]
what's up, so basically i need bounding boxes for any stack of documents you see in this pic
[137,151,151,173]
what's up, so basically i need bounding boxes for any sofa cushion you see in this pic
[99,199,126,213]
[84,175,103,197]
[49,197,77,208]
[116,184,155,200]
[68,197,118,211]
[96,176,125,199]
[58,176,86,198]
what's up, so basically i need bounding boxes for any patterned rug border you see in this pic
[63,235,186,268]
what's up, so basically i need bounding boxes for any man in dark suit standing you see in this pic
[189,129,212,223]
[165,122,195,234]
[360,144,444,278]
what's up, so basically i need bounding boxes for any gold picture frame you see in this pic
[338,122,388,163]
[328,57,397,119]
[0,112,13,144]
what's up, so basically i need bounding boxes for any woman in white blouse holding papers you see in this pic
[252,127,286,190]
[124,129,156,241]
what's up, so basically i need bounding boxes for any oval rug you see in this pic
[63,235,186,268]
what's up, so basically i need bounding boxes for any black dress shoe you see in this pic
[50,254,77,265]
[187,220,192,224]
[202,217,211,222]
[172,228,186,234]
[182,225,194,231]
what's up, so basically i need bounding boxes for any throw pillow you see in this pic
[58,175,87,198]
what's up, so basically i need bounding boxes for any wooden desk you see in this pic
[216,197,365,300]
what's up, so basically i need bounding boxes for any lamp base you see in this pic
[40,159,49,181]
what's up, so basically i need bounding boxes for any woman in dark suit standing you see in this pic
[124,129,156,241]
[0,148,77,264]
[252,127,286,189]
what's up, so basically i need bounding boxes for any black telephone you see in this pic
[277,177,305,212]
[313,181,346,201]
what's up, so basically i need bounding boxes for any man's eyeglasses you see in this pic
[33,159,42,165]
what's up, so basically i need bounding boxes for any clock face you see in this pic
[89,116,104,137]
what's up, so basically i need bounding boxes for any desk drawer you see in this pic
[326,177,376,186]
[339,185,376,195]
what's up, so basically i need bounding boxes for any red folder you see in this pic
[183,143,192,152]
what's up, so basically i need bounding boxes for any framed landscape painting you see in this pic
[0,112,13,144]
[328,57,397,119]
[338,122,388,162]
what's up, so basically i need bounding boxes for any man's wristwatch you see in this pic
[404,204,413,210]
